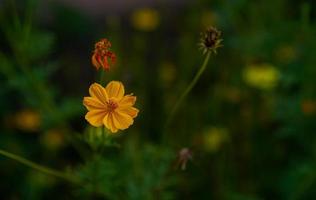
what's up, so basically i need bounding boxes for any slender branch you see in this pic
[0,149,79,183]
[165,52,211,129]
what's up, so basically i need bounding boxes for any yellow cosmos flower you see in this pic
[40,129,65,150]
[131,8,160,31]
[83,81,139,133]
[14,109,41,132]
[159,62,177,87]
[243,63,279,90]
[203,127,229,153]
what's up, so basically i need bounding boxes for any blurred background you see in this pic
[0,0,316,199]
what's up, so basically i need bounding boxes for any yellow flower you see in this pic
[83,81,139,133]
[243,63,279,90]
[131,8,160,31]
[14,109,41,132]
[40,129,65,150]
[159,62,177,87]
[203,127,229,153]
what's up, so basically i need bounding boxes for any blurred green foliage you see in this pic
[0,0,316,199]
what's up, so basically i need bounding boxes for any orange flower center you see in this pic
[107,100,118,112]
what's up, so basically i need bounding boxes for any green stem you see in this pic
[0,149,79,183]
[99,69,106,85]
[165,52,211,129]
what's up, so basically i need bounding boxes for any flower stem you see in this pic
[99,69,105,84]
[165,52,211,129]
[0,149,79,183]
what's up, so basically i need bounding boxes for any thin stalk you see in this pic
[0,149,79,183]
[99,69,105,85]
[165,51,211,129]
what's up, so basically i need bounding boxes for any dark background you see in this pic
[0,0,316,199]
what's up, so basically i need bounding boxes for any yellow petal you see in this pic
[83,97,105,111]
[89,83,108,104]
[119,95,136,107]
[118,106,139,118]
[105,81,125,99]
[103,113,118,133]
[103,114,111,130]
[112,111,133,130]
[85,109,107,127]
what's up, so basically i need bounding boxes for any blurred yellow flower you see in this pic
[14,109,41,132]
[203,127,229,153]
[83,81,139,133]
[243,63,280,90]
[131,8,160,31]
[40,129,65,150]
[159,62,177,87]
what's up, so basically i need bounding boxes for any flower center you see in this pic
[107,100,118,112]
